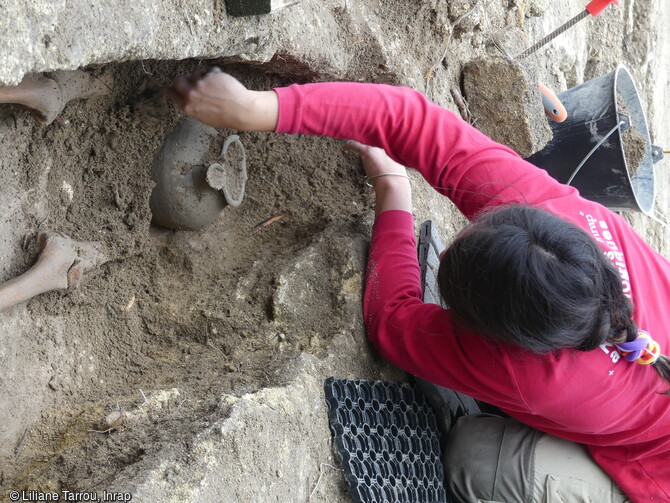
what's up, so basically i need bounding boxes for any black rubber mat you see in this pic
[418,219,446,306]
[324,377,448,503]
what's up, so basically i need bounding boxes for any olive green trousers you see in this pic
[443,414,631,503]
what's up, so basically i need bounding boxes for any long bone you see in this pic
[0,70,112,125]
[0,232,107,312]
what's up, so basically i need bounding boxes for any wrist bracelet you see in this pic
[364,173,410,187]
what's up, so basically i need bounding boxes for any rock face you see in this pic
[0,0,284,85]
[0,0,429,87]
[462,57,553,158]
[1,0,669,501]
[124,356,403,503]
[272,229,367,324]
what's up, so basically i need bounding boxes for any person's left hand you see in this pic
[344,141,412,214]
[343,140,408,180]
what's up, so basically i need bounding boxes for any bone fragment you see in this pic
[0,74,63,125]
[0,70,112,125]
[0,232,108,312]
[50,70,113,104]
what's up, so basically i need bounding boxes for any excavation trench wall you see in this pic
[1,0,669,501]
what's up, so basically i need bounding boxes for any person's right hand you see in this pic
[169,67,279,131]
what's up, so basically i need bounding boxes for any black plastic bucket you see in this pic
[526,65,664,215]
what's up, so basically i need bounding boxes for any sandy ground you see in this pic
[1,0,669,501]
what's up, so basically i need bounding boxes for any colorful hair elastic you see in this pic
[614,330,662,365]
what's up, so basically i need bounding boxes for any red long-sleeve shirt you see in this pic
[275,82,670,501]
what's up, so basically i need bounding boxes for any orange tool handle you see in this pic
[586,0,619,17]
[539,83,568,123]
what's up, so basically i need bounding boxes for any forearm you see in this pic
[273,82,573,220]
[364,210,422,339]
[175,73,572,221]
[244,89,414,216]
[363,210,433,377]
[273,82,489,177]
[370,176,412,215]
[241,90,279,131]
[363,210,494,396]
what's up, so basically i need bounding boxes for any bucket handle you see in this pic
[566,121,625,186]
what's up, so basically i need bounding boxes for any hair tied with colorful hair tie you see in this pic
[614,330,662,365]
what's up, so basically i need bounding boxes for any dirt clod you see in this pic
[462,57,552,157]
[617,95,648,179]
[130,83,169,126]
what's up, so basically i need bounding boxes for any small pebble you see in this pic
[108,132,120,149]
[61,181,74,202]
[106,409,133,430]
[2,115,15,129]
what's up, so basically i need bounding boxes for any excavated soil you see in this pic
[462,57,552,158]
[0,0,665,499]
[617,94,648,179]
[3,58,377,492]
[622,125,648,179]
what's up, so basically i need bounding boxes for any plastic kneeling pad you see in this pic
[324,377,449,503]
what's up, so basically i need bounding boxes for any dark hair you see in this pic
[437,204,670,391]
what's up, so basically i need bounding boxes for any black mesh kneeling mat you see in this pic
[324,377,449,503]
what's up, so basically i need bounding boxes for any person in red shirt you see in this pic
[170,68,670,502]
